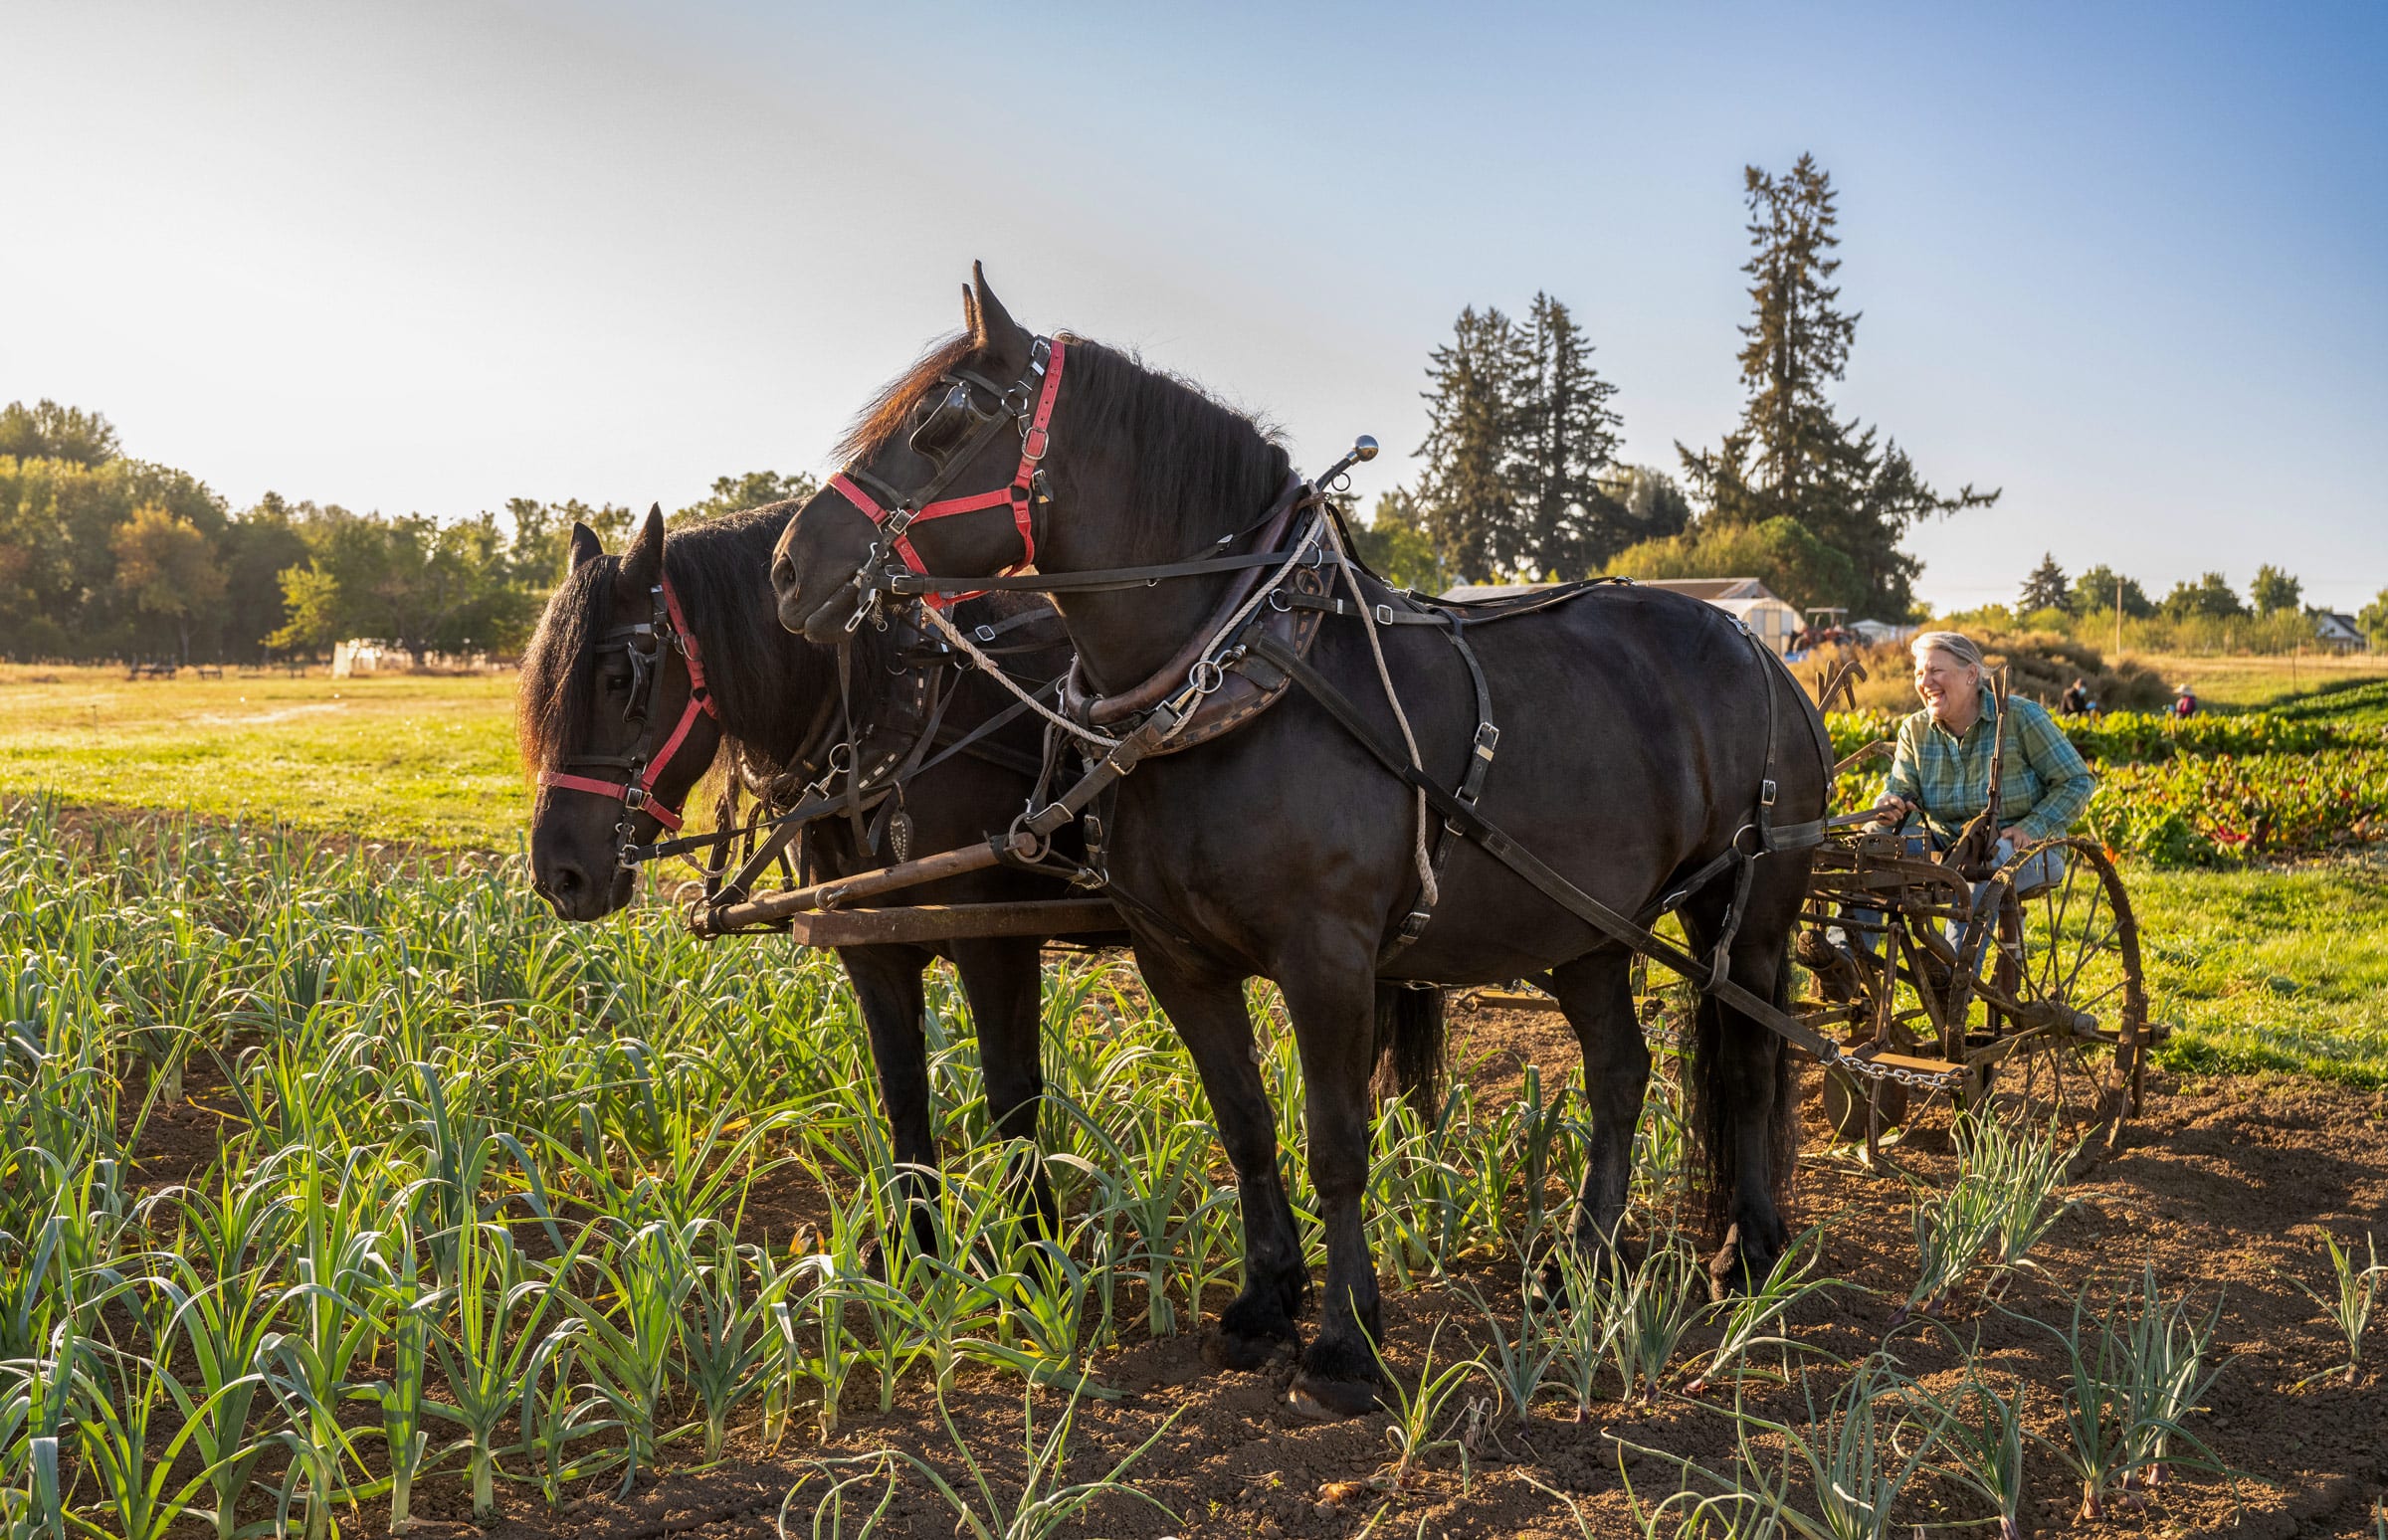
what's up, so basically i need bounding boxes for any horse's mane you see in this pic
[836,330,978,466]
[1047,336,1291,557]
[833,327,1292,557]
[515,505,823,776]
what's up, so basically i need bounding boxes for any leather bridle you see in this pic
[829,335,1067,631]
[537,573,717,863]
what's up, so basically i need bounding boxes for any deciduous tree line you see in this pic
[0,397,813,666]
[1361,154,1998,617]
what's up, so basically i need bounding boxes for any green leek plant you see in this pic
[2283,1229,2381,1387]
[1685,1223,1842,1395]
[796,1382,1181,1540]
[426,1220,575,1520]
[2018,1263,2236,1520]
[1614,1355,1941,1540]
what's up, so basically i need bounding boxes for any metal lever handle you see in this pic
[1313,434,1379,491]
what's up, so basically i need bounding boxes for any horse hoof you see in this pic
[1288,1370,1382,1420]
[1203,1328,1294,1372]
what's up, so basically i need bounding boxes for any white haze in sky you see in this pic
[4,1,2383,612]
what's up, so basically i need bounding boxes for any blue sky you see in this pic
[4,1,2381,613]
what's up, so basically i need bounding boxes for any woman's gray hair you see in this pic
[1910,631,1987,674]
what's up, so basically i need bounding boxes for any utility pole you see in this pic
[2114,574,2123,661]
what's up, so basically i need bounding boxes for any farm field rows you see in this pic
[1,805,2384,1538]
[3,655,2385,1537]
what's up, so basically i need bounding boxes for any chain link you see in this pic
[1829,1051,1969,1094]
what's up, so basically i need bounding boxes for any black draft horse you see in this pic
[519,503,1094,1242]
[769,272,1832,1417]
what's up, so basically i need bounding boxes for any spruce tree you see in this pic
[1414,305,1527,583]
[1733,155,1858,511]
[2019,552,2071,614]
[1514,293,1624,576]
[1677,154,1998,616]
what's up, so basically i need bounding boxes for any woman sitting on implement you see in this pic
[1872,632,2096,885]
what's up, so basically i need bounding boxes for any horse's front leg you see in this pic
[1278,956,1388,1418]
[1137,948,1308,1369]
[949,935,1059,1241]
[1550,946,1651,1260]
[837,943,941,1259]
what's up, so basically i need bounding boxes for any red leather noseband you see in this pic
[830,335,1067,610]
[537,573,716,839]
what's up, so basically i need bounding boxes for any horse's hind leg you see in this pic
[949,935,1058,1240]
[837,943,941,1258]
[1137,949,1307,1369]
[1545,945,1651,1260]
[1679,858,1809,1294]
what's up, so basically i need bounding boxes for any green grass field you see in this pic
[4,660,2385,1086]
[0,665,523,846]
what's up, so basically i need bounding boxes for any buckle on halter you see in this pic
[621,785,651,810]
[1021,426,1050,462]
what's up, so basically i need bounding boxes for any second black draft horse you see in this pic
[517,503,1096,1243]
[769,272,1833,1418]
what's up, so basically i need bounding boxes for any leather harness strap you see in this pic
[832,337,1067,611]
[537,573,716,838]
[1243,627,1844,1063]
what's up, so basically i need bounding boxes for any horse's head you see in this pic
[518,505,725,920]
[772,265,1049,643]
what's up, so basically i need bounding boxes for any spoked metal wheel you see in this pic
[1961,837,2148,1148]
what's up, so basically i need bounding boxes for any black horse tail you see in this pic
[1684,939,1799,1246]
[1370,983,1448,1117]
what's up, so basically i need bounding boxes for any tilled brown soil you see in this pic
[349,1007,2388,1540]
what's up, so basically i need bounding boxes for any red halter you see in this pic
[536,574,716,834]
[827,335,1066,609]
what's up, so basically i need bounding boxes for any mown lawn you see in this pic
[2134,854,2388,1089]
[0,666,524,846]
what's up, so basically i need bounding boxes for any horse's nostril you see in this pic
[772,554,793,588]
[551,866,583,894]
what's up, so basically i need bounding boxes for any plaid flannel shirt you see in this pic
[1881,686,2096,844]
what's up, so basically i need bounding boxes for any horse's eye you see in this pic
[602,670,632,692]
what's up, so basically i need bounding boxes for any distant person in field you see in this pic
[1871,632,2097,874]
[2174,682,2199,719]
[2060,676,2092,715]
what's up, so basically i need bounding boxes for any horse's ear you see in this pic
[960,283,980,339]
[970,261,1023,349]
[568,521,603,571]
[617,503,665,595]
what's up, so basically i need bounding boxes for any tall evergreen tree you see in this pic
[1414,305,1526,583]
[1514,293,1624,576]
[1677,154,1998,616]
[2019,551,2071,614]
[1732,155,1857,510]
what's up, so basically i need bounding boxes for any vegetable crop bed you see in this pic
[4,805,2385,1538]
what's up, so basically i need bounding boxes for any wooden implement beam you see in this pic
[691,841,1009,936]
[781,898,1121,947]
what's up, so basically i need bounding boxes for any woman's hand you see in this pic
[1873,793,1913,819]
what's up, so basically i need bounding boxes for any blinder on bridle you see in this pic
[828,335,1068,632]
[536,574,719,866]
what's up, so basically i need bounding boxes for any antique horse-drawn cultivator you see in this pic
[526,267,2156,1414]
